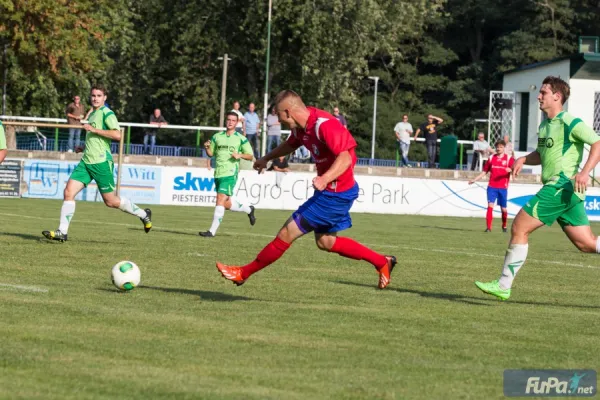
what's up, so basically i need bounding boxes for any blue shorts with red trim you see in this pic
[487,187,508,208]
[292,182,359,234]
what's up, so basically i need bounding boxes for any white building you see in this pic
[503,52,600,152]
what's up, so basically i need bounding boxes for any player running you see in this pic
[42,85,151,242]
[199,111,256,237]
[216,90,397,289]
[468,140,514,232]
[475,76,600,300]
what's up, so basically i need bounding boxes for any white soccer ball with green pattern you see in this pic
[111,261,141,291]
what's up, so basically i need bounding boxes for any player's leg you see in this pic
[223,175,255,224]
[200,193,228,237]
[216,215,305,285]
[475,186,563,300]
[499,188,509,232]
[316,231,396,289]
[560,202,596,253]
[42,161,90,241]
[91,161,151,232]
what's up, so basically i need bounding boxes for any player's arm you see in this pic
[233,139,254,161]
[254,140,297,173]
[468,171,487,185]
[512,150,541,177]
[0,149,6,164]
[570,122,600,192]
[83,114,121,140]
[0,127,7,163]
[204,136,216,157]
[316,151,352,190]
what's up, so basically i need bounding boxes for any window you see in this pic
[595,92,600,134]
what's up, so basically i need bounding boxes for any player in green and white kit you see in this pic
[42,85,152,242]
[199,111,256,237]
[475,76,600,300]
[0,121,7,164]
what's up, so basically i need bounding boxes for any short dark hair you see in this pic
[495,140,506,147]
[542,76,570,104]
[226,111,238,120]
[91,84,108,96]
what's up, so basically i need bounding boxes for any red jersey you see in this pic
[286,107,357,192]
[484,153,514,189]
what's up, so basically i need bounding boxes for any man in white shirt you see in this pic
[231,101,245,134]
[503,135,515,158]
[471,132,494,170]
[394,115,413,167]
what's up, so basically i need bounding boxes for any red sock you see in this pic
[330,237,387,270]
[486,207,493,230]
[502,211,508,229]
[241,237,291,279]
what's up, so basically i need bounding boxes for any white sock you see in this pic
[118,197,147,218]
[209,206,225,235]
[596,237,600,253]
[229,196,251,214]
[58,201,76,234]
[498,243,528,290]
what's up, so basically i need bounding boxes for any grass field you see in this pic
[1,198,599,399]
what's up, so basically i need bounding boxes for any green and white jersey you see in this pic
[537,111,600,197]
[209,131,253,178]
[0,121,6,150]
[82,106,119,164]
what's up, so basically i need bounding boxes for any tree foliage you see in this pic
[1,0,598,157]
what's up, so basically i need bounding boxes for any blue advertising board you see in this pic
[22,160,161,204]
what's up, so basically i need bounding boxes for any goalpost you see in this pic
[2,121,126,197]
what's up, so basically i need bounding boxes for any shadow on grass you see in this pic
[334,280,600,310]
[0,232,46,242]
[139,285,254,301]
[415,225,479,232]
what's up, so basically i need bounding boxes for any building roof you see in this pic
[504,53,600,77]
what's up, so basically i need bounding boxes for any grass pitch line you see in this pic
[0,283,49,293]
[2,212,599,270]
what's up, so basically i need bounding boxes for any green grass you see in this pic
[0,198,599,399]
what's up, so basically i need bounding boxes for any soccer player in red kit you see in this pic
[469,140,514,232]
[216,90,397,289]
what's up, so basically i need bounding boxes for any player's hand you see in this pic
[231,152,242,160]
[203,140,211,149]
[512,157,526,177]
[83,124,93,132]
[573,172,589,193]
[468,180,474,185]
[253,157,268,173]
[312,176,327,191]
[505,167,512,173]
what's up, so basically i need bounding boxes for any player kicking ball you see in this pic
[468,140,514,232]
[475,76,600,300]
[199,111,256,237]
[42,85,151,242]
[216,90,397,289]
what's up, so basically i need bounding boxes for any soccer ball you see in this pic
[111,261,141,291]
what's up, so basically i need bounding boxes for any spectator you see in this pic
[293,145,311,163]
[471,132,494,171]
[266,105,281,152]
[243,102,261,157]
[231,101,245,134]
[0,120,7,164]
[333,107,347,128]
[394,114,413,167]
[268,155,291,188]
[144,108,168,155]
[414,114,443,168]
[503,135,515,158]
[65,95,85,152]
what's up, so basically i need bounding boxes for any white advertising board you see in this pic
[159,166,600,220]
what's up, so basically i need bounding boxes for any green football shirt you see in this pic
[537,111,600,197]
[209,131,253,178]
[0,121,6,150]
[82,106,120,164]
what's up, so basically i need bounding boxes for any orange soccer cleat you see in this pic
[216,262,246,286]
[378,255,397,289]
